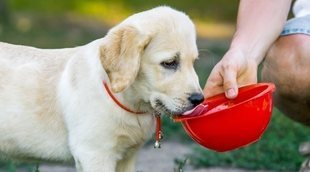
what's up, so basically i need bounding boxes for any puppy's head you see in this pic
[100,6,203,115]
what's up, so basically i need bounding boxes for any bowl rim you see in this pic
[174,82,275,122]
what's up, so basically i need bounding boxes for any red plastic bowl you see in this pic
[174,83,275,152]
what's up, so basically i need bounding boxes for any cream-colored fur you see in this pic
[0,6,202,172]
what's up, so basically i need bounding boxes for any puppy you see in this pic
[0,6,203,172]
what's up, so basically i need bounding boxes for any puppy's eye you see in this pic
[160,59,179,70]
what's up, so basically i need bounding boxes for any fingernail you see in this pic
[226,89,236,98]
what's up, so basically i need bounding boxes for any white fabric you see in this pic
[293,0,310,17]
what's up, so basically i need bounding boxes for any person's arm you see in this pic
[204,0,292,99]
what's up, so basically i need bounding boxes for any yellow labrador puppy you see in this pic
[0,6,203,172]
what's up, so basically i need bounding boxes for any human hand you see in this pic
[203,48,259,99]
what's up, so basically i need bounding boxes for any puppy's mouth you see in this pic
[153,99,193,116]
[154,99,171,115]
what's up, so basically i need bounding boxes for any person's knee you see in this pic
[261,34,310,125]
[262,34,310,97]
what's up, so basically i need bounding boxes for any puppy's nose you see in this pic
[188,93,204,107]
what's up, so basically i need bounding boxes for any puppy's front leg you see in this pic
[116,145,140,172]
[70,141,118,172]
[67,124,119,172]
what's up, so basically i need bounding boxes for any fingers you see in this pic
[204,48,259,100]
[203,65,224,98]
[204,66,238,99]
[203,56,239,99]
[204,63,230,98]
[222,64,238,99]
[204,81,224,98]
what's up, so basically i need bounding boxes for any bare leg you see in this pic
[262,34,310,126]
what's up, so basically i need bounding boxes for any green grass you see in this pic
[0,160,36,172]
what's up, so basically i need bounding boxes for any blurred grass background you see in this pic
[0,0,309,171]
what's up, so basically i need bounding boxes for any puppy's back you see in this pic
[0,42,73,162]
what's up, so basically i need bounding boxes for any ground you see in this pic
[38,141,273,172]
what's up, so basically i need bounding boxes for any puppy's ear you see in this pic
[100,25,151,93]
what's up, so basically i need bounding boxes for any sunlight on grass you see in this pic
[195,20,235,39]
[73,1,235,38]
[9,0,237,39]
[75,1,132,27]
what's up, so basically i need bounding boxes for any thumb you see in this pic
[222,66,238,99]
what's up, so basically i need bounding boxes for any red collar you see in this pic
[103,81,162,148]
[103,82,145,114]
